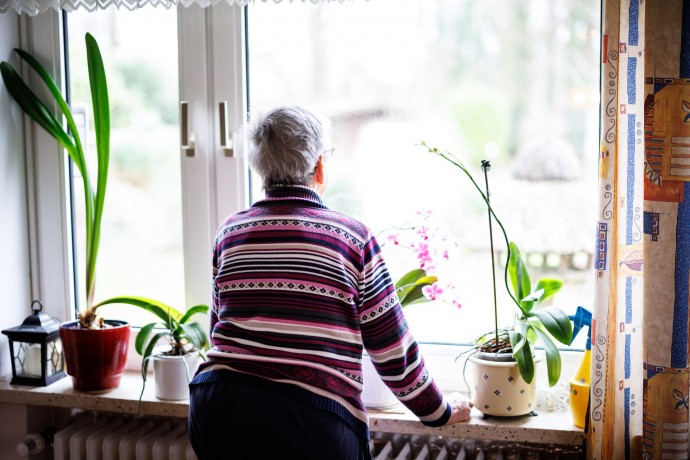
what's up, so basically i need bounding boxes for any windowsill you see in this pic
[0,372,584,447]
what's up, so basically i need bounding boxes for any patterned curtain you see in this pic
[592,0,690,458]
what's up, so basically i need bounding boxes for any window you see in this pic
[247,0,600,345]
[66,7,185,324]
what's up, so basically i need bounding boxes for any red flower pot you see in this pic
[60,320,130,392]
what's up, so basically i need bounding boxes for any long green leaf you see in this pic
[181,322,209,351]
[93,296,183,324]
[508,242,532,313]
[179,304,210,325]
[14,49,88,180]
[85,32,110,308]
[135,322,160,355]
[0,62,77,155]
[533,306,573,345]
[535,278,564,303]
[394,268,427,289]
[141,331,169,376]
[532,326,562,387]
[511,335,535,384]
[397,275,437,307]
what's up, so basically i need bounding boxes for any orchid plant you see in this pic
[422,142,572,387]
[383,211,462,309]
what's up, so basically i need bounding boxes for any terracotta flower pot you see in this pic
[60,320,130,392]
[468,351,543,416]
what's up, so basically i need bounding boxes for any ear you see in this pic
[313,155,325,185]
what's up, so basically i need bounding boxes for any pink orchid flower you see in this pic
[422,282,444,301]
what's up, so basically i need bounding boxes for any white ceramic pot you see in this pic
[152,353,202,401]
[468,352,543,416]
[361,353,398,409]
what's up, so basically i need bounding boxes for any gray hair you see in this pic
[247,106,330,187]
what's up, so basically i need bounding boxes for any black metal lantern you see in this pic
[2,300,65,386]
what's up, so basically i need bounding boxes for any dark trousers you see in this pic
[188,380,372,460]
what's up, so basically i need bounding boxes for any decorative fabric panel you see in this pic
[592,0,690,458]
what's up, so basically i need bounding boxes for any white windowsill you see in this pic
[0,372,584,447]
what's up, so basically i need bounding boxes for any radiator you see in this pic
[53,414,196,460]
[369,432,584,460]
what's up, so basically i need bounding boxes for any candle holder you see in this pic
[2,300,65,386]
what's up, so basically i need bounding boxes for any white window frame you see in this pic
[22,5,580,390]
[22,5,249,321]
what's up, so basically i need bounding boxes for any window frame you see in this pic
[23,4,584,388]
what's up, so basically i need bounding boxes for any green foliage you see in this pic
[1,33,110,316]
[93,296,209,376]
[394,269,438,307]
[424,143,573,387]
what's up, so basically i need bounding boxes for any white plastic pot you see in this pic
[468,352,543,416]
[152,353,202,401]
[361,353,398,409]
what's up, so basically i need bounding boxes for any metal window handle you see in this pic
[219,101,234,157]
[180,101,196,157]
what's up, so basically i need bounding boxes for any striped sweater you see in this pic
[193,185,450,433]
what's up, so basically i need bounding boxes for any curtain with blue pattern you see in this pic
[593,0,690,458]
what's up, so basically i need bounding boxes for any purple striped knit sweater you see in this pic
[194,185,450,431]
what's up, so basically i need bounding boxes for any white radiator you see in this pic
[53,414,197,460]
[369,432,584,460]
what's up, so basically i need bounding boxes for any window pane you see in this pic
[248,0,600,345]
[67,8,184,324]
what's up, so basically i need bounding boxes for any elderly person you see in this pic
[188,106,471,460]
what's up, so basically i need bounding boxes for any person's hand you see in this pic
[445,392,473,425]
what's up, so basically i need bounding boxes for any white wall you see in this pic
[0,12,31,380]
[0,12,33,460]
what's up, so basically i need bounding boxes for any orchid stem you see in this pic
[481,160,499,348]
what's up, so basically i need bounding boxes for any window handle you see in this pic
[180,101,196,157]
[219,101,234,157]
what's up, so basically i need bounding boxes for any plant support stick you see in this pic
[481,160,499,349]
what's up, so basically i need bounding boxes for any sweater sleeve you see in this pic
[358,234,451,427]
[209,239,220,336]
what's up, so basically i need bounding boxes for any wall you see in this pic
[0,12,33,460]
[0,12,31,378]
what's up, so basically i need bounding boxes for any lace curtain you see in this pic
[0,0,349,16]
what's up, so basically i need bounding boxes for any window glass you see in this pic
[67,8,184,324]
[248,0,600,345]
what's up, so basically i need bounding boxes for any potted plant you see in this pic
[1,34,130,391]
[94,296,209,400]
[424,143,573,416]
[362,215,461,408]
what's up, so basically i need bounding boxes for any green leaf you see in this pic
[394,268,427,289]
[511,336,535,384]
[85,33,110,308]
[13,49,88,179]
[508,330,527,355]
[396,274,437,307]
[179,304,210,325]
[141,331,169,375]
[532,326,562,387]
[521,288,544,303]
[94,296,183,324]
[532,306,573,345]
[135,323,159,356]
[181,322,209,351]
[0,62,78,156]
[534,278,563,303]
[508,242,532,313]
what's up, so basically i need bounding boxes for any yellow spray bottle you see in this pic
[568,306,592,428]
